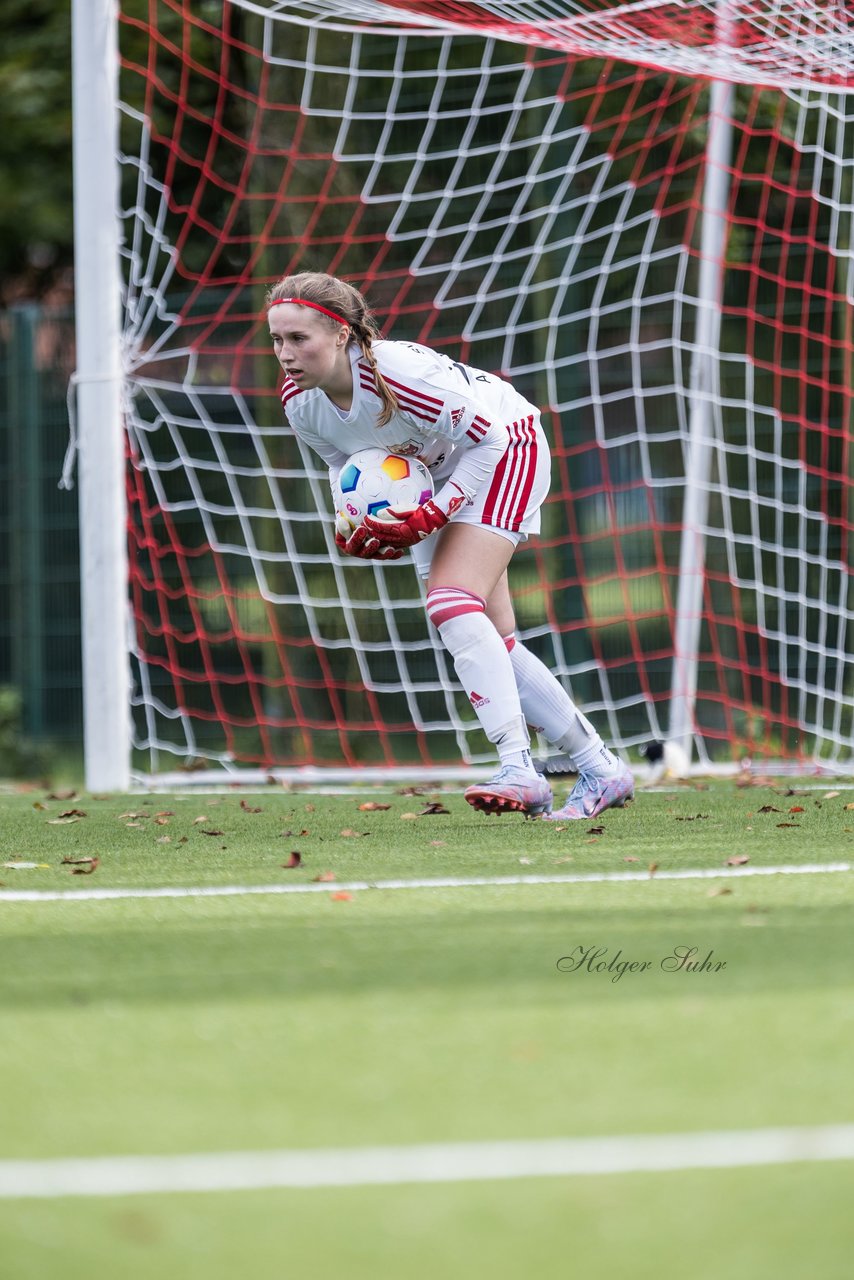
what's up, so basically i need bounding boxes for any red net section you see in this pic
[118,0,854,774]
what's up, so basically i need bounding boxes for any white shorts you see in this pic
[410,413,552,579]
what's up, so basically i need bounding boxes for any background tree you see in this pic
[1,2,73,302]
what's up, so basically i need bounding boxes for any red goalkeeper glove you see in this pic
[363,491,465,549]
[335,525,404,560]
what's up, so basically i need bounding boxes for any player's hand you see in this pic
[363,498,454,549]
[335,526,403,560]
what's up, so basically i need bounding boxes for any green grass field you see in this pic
[1,777,853,1277]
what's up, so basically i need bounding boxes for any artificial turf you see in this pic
[1,779,852,1277]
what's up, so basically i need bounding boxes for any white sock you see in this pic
[571,741,622,776]
[493,727,535,774]
[427,589,535,773]
[505,634,620,776]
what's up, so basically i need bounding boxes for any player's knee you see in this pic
[425,586,486,630]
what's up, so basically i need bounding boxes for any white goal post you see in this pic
[70,0,854,790]
[71,0,131,791]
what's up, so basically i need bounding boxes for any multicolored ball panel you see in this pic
[380,456,411,482]
[338,463,361,494]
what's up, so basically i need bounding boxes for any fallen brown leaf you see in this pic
[623,856,639,863]
[587,825,605,835]
[726,853,750,865]
[283,851,302,868]
[776,822,800,829]
[47,789,77,802]
[240,800,262,813]
[358,802,391,812]
[200,828,224,837]
[313,871,336,882]
[47,817,82,825]
[61,856,100,875]
[788,805,805,814]
[330,891,353,901]
[340,828,369,838]
[708,886,733,897]
[420,802,450,815]
[648,861,658,876]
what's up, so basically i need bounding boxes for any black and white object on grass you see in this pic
[640,740,691,783]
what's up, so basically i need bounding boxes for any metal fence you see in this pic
[0,303,81,751]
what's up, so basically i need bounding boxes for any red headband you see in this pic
[268,297,349,327]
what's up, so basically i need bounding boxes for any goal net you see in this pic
[84,0,854,780]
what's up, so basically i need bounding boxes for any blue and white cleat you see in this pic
[464,766,553,817]
[545,762,635,821]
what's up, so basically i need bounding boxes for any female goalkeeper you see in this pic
[267,271,633,820]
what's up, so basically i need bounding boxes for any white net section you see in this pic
[238,0,854,90]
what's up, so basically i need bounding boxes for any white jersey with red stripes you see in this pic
[280,338,551,544]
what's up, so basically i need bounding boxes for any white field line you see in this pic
[2,1125,853,1199]
[0,861,850,904]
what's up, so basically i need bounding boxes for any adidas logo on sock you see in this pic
[469,690,490,708]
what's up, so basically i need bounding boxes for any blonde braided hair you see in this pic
[266,272,400,426]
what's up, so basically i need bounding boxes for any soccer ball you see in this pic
[333,448,434,535]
